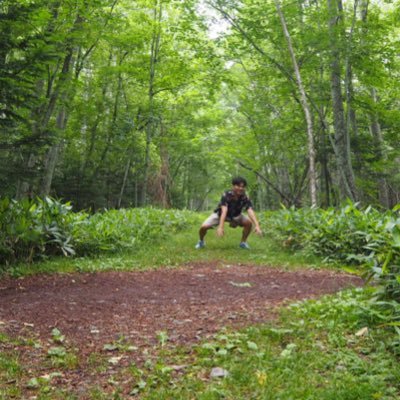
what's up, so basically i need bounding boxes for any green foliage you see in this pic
[1,0,400,211]
[71,207,196,255]
[265,202,397,266]
[0,197,196,267]
[0,197,74,265]
[4,213,321,277]
[265,203,400,327]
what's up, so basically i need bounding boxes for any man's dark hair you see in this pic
[232,176,247,187]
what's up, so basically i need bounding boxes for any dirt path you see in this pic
[0,262,362,352]
[0,262,363,398]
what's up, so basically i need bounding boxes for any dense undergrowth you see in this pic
[262,202,400,341]
[0,197,196,266]
[263,202,400,301]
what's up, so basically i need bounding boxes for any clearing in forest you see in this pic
[0,220,369,398]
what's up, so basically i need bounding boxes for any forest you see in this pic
[2,0,399,210]
[1,0,400,399]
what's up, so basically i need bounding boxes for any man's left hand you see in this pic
[254,226,263,236]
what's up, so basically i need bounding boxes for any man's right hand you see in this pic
[216,226,224,237]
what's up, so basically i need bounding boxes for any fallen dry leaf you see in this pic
[355,327,369,337]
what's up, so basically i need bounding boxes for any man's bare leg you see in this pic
[241,220,253,243]
[199,225,213,241]
[195,225,214,248]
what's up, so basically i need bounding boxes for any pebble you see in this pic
[210,367,230,378]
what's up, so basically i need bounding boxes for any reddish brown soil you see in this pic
[0,262,363,397]
[0,262,362,348]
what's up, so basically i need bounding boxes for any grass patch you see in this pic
[0,337,22,399]
[0,353,21,382]
[5,220,325,277]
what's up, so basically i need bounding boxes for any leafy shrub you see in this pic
[0,197,74,265]
[0,197,197,266]
[264,202,400,309]
[71,208,196,255]
[264,202,399,266]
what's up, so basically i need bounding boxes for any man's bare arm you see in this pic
[247,208,262,235]
[217,206,228,237]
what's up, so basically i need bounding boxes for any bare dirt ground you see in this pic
[0,262,363,348]
[0,262,363,397]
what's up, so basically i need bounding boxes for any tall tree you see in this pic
[275,0,317,207]
[327,0,358,201]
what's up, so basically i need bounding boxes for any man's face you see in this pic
[232,183,245,196]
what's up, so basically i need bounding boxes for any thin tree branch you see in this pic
[237,160,292,203]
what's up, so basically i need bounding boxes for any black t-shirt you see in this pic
[214,190,253,219]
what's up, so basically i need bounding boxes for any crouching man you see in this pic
[195,177,262,250]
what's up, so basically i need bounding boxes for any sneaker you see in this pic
[195,240,205,249]
[239,242,250,250]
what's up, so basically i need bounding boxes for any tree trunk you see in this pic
[40,107,68,196]
[344,0,364,199]
[344,1,359,142]
[141,1,162,206]
[14,3,62,199]
[16,81,44,199]
[155,122,170,208]
[327,0,357,201]
[16,153,36,200]
[359,0,389,207]
[39,45,75,196]
[35,11,81,197]
[275,0,317,207]
[369,88,389,208]
[117,158,131,209]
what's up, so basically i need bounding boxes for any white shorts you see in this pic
[202,212,250,228]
